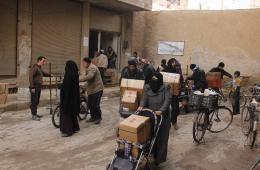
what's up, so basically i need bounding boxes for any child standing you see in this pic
[231,71,242,115]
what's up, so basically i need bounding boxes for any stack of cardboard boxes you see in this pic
[161,72,180,96]
[0,83,8,104]
[120,79,145,112]
[118,114,151,158]
[206,72,222,88]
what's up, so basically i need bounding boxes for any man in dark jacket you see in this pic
[210,62,232,79]
[29,56,51,121]
[187,64,208,92]
[140,58,155,84]
[121,59,144,80]
[163,58,183,129]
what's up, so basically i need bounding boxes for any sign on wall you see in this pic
[158,41,185,55]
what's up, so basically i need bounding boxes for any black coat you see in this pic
[121,67,144,80]
[188,68,208,91]
[60,61,80,135]
[210,67,232,79]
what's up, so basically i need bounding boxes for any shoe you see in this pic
[86,118,95,123]
[32,115,40,121]
[61,133,72,137]
[94,119,101,125]
[36,114,43,118]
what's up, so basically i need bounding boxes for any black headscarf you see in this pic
[149,72,163,93]
[61,60,80,115]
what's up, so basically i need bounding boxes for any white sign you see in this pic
[83,37,89,47]
[158,41,185,55]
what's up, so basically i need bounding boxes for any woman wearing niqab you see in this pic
[60,60,80,137]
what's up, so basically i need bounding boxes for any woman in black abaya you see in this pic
[60,60,80,137]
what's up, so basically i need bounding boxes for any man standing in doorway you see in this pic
[96,50,108,84]
[106,46,117,69]
[80,57,104,125]
[29,56,51,121]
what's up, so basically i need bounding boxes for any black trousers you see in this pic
[88,90,103,120]
[30,86,41,116]
[171,95,180,125]
[232,89,240,114]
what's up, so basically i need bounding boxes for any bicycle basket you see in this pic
[188,93,203,107]
[253,86,260,95]
[201,95,218,109]
[255,95,260,103]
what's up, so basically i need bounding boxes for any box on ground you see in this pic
[120,78,145,99]
[0,83,8,104]
[121,90,138,112]
[206,72,221,88]
[160,72,180,96]
[118,114,151,144]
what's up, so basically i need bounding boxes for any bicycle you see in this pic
[241,85,260,135]
[245,102,259,149]
[52,88,89,128]
[191,92,233,144]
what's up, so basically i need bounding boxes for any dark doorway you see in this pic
[89,30,98,58]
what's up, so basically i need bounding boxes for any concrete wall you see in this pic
[133,9,260,82]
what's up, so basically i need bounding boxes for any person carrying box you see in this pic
[138,72,172,166]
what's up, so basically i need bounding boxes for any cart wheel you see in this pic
[145,156,156,170]
[106,163,115,170]
[78,99,88,120]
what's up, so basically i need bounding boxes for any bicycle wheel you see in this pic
[247,119,257,149]
[52,105,60,128]
[207,106,233,133]
[78,98,88,120]
[193,111,208,143]
[241,106,251,135]
[239,92,247,107]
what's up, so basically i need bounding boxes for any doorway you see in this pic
[89,30,120,69]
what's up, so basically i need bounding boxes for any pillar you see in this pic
[17,0,32,87]
[80,1,90,72]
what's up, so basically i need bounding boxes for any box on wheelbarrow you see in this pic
[121,90,138,112]
[118,114,151,144]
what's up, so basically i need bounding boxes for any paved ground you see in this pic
[0,97,259,170]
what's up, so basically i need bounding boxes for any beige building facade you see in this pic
[132,9,260,82]
[0,0,152,86]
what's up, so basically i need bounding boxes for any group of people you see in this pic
[29,56,104,137]
[29,54,242,165]
[92,47,118,84]
[120,57,242,165]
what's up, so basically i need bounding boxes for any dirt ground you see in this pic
[0,97,259,170]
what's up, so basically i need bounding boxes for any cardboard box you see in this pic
[0,94,8,104]
[161,72,180,96]
[0,83,8,94]
[120,78,145,99]
[121,90,138,112]
[0,83,8,104]
[118,114,151,144]
[206,72,222,88]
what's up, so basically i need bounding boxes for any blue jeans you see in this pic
[88,91,103,120]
